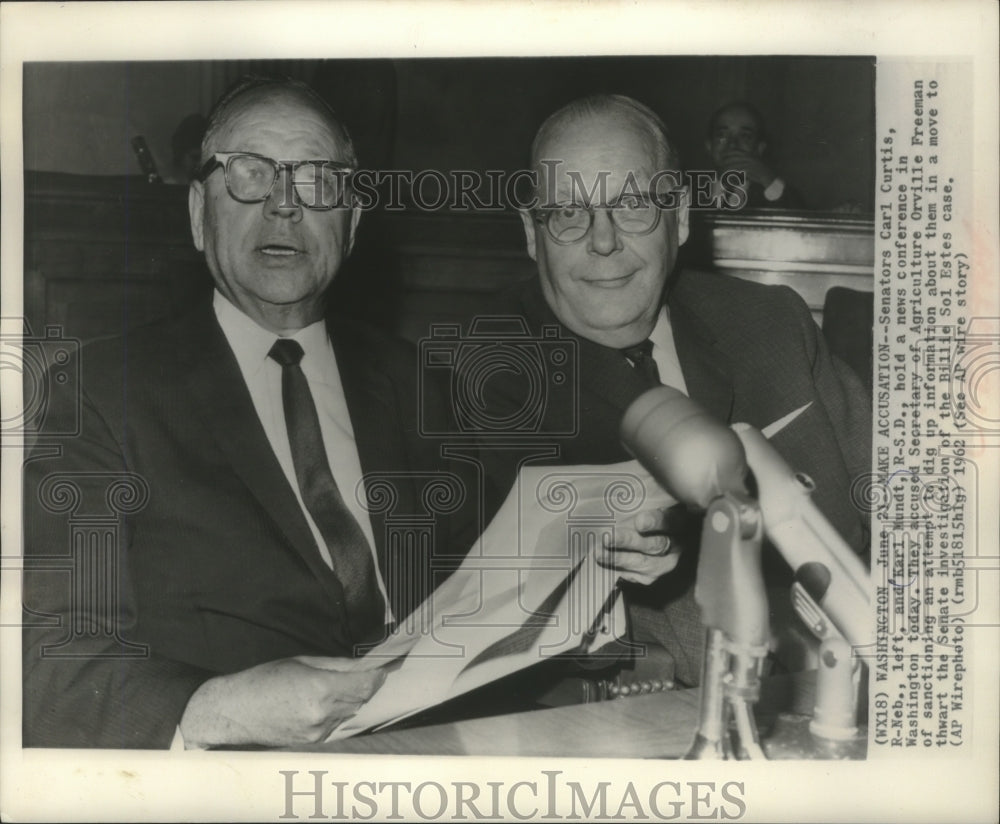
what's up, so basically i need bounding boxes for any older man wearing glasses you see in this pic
[473,94,871,691]
[22,77,451,749]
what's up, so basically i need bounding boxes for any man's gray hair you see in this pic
[530,93,680,171]
[201,75,358,168]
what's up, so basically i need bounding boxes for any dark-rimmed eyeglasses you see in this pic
[532,193,667,245]
[197,151,353,210]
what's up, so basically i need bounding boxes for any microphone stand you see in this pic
[617,387,869,760]
[685,492,770,760]
[683,487,867,760]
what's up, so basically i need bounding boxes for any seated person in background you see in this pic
[472,93,870,689]
[705,100,803,209]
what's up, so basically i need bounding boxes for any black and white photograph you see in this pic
[1,2,997,822]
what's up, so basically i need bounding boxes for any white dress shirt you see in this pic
[213,291,392,620]
[646,305,689,396]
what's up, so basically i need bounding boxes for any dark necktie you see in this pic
[268,338,384,644]
[621,339,661,387]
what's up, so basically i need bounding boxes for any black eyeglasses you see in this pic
[197,151,354,210]
[532,193,666,245]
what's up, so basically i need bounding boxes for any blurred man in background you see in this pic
[706,100,803,209]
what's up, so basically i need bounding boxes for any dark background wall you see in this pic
[23,56,876,360]
[24,56,875,211]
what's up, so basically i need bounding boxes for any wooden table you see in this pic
[295,673,814,758]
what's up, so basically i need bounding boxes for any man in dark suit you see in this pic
[475,94,870,687]
[21,77,455,749]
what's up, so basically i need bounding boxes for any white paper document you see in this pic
[329,459,675,739]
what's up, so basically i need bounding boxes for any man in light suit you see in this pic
[477,94,870,687]
[21,77,443,749]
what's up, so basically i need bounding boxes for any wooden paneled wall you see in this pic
[24,174,208,344]
[699,210,875,326]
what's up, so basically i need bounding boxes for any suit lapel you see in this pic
[171,304,351,619]
[668,291,736,424]
[328,322,409,585]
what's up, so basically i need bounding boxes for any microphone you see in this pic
[619,386,748,509]
[620,386,871,649]
[731,425,872,649]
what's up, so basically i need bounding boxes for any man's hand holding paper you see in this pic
[179,657,386,749]
[595,503,690,585]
